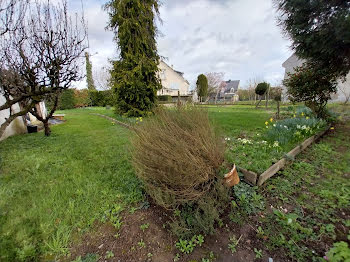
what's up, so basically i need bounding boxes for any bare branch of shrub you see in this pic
[132,106,225,209]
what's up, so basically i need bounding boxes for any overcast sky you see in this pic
[71,0,293,90]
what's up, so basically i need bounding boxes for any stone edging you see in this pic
[239,126,331,186]
[91,113,133,130]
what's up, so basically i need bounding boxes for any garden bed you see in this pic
[237,125,330,186]
[226,108,331,186]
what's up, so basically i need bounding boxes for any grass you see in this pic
[87,105,273,138]
[0,110,143,261]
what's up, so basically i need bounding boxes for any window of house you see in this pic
[160,69,166,80]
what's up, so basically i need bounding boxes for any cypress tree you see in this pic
[196,74,208,102]
[85,52,96,91]
[105,0,162,116]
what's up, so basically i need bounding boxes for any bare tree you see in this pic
[205,72,225,103]
[246,77,262,103]
[94,66,112,91]
[0,0,87,136]
[0,0,28,36]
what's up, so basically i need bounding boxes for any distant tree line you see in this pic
[47,89,114,110]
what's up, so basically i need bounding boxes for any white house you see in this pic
[0,95,27,141]
[282,54,350,102]
[0,94,48,141]
[157,61,190,98]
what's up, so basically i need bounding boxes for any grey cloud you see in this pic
[71,0,293,90]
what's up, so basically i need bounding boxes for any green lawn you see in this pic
[0,110,143,261]
[88,105,273,137]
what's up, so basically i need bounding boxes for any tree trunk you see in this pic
[256,96,262,108]
[43,120,51,136]
[277,101,280,119]
[265,88,270,109]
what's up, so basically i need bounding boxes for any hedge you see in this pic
[158,95,172,102]
[89,90,114,107]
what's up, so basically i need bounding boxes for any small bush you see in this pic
[255,82,269,96]
[132,107,228,238]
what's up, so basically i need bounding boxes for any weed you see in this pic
[147,253,153,258]
[254,248,263,259]
[201,251,215,262]
[232,183,265,216]
[175,235,204,254]
[326,242,350,262]
[105,250,114,259]
[140,223,150,232]
[72,253,100,262]
[129,207,137,214]
[228,235,242,254]
[256,226,265,239]
[173,253,180,262]
[138,240,146,248]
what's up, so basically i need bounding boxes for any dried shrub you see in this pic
[132,106,225,208]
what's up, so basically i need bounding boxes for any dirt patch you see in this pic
[69,206,175,262]
[69,204,278,262]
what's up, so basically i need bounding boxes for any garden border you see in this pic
[238,126,331,186]
[91,113,133,130]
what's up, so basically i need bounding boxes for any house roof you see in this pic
[160,60,190,85]
[224,80,240,93]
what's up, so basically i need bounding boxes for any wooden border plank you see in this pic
[238,166,258,185]
[257,126,330,186]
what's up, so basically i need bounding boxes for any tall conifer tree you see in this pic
[85,52,96,91]
[105,0,162,116]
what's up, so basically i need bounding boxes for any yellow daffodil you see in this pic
[301,112,305,116]
[293,114,296,118]
[306,117,309,120]
[330,127,334,130]
[265,121,269,125]
[270,118,273,122]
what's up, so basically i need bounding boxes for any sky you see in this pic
[70,0,294,90]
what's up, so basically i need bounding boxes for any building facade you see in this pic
[157,61,190,97]
[282,54,350,102]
